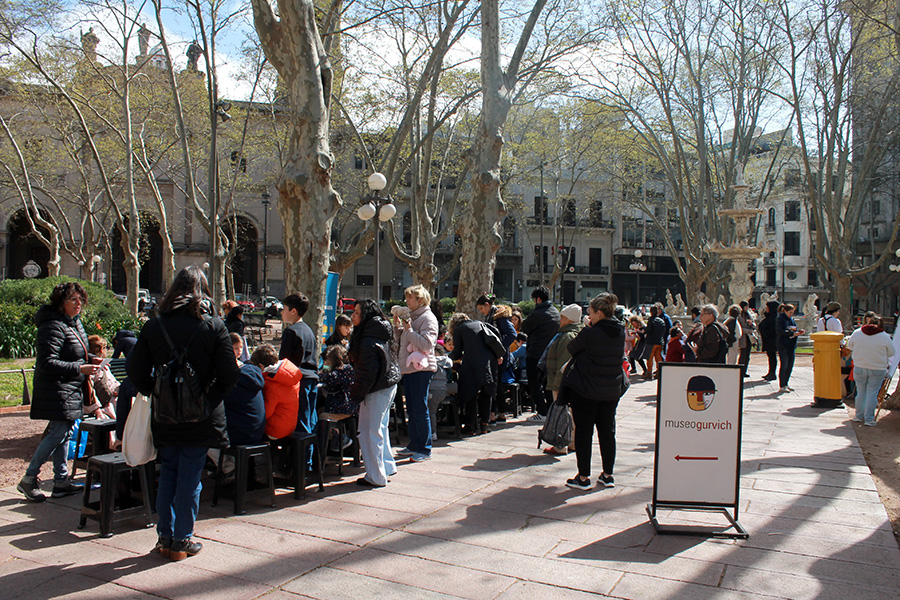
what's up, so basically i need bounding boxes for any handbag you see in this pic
[123,392,157,466]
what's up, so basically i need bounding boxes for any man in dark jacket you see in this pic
[521,286,560,419]
[113,329,137,358]
[644,305,667,379]
[694,304,728,364]
[758,300,780,380]
[279,294,319,439]
[19,282,100,502]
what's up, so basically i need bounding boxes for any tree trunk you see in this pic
[252,0,341,336]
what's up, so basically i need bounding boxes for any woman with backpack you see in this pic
[349,299,401,487]
[128,266,240,560]
[560,293,626,491]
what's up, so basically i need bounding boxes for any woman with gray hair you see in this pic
[693,304,728,364]
[447,312,499,435]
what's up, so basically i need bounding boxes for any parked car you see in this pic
[138,288,151,311]
[260,296,283,319]
[234,294,256,309]
[339,297,356,314]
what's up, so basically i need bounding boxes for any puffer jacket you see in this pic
[30,306,93,422]
[127,306,240,449]
[545,321,584,391]
[223,362,267,445]
[521,301,560,359]
[261,359,302,440]
[561,318,626,402]
[397,305,439,375]
[349,316,401,403]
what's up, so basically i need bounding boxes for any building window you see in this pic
[230,151,247,173]
[590,200,603,226]
[808,269,818,287]
[784,231,800,255]
[785,200,800,221]
[354,155,365,170]
[767,207,776,231]
[766,269,776,286]
[356,273,374,287]
[562,199,576,226]
[533,246,549,272]
[589,248,603,274]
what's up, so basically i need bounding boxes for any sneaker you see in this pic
[51,479,83,498]
[762,375,776,381]
[17,476,46,502]
[356,477,385,488]
[170,538,202,561]
[864,421,877,427]
[340,435,353,451]
[543,446,567,456]
[785,386,795,392]
[153,536,172,559]
[395,447,415,457]
[852,417,863,423]
[597,473,615,488]
[779,386,789,393]
[528,413,545,423]
[565,476,592,491]
[410,453,431,462]
[431,433,438,442]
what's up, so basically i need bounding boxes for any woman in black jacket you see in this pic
[560,293,626,491]
[18,282,101,502]
[349,299,401,487]
[128,266,239,560]
[448,312,500,435]
[758,300,780,381]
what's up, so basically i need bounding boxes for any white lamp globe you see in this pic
[367,172,387,191]
[634,249,643,259]
[895,248,900,258]
[92,255,102,264]
[378,203,397,221]
[357,203,377,220]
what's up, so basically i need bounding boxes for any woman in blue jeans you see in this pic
[775,303,803,393]
[128,267,239,560]
[394,285,439,462]
[846,314,895,426]
[18,282,101,502]
[349,299,401,487]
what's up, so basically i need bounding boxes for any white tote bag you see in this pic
[123,392,157,466]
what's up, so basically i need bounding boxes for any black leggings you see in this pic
[778,347,795,387]
[569,390,619,478]
[765,349,777,377]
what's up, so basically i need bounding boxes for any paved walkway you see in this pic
[2,360,899,599]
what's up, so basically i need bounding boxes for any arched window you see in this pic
[767,207,776,231]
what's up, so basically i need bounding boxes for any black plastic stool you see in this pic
[72,418,117,478]
[318,413,360,474]
[438,395,462,439]
[270,431,324,499]
[499,383,521,417]
[78,452,154,537]
[211,444,276,515]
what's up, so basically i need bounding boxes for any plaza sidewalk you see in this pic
[1,360,899,599]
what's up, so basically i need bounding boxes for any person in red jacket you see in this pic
[665,327,685,363]
[250,343,302,440]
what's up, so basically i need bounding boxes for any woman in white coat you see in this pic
[846,313,894,426]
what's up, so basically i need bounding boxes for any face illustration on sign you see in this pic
[687,375,716,411]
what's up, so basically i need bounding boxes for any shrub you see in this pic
[439,296,457,316]
[517,299,535,319]
[0,277,143,358]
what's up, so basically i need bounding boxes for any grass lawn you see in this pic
[0,358,35,408]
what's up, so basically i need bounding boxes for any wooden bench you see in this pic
[107,358,128,382]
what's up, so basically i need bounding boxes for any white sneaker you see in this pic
[528,414,545,423]
[779,386,789,393]
[431,433,438,442]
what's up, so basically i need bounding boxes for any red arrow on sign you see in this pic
[675,455,718,461]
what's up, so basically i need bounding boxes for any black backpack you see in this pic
[152,319,211,425]
[725,319,738,347]
[538,396,574,448]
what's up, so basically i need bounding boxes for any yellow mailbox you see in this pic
[810,331,844,407]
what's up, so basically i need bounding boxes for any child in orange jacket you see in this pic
[250,343,302,440]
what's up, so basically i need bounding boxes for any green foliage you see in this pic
[440,297,457,316]
[0,277,143,358]
[517,300,535,319]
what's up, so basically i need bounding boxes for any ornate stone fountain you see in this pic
[707,164,771,305]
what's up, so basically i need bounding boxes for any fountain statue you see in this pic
[665,289,676,316]
[707,162,772,305]
[674,293,687,316]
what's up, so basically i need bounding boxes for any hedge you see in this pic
[0,277,144,358]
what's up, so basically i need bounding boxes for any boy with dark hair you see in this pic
[279,294,318,461]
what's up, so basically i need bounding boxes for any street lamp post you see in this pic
[261,192,270,296]
[357,172,396,303]
[539,161,546,286]
[630,249,647,306]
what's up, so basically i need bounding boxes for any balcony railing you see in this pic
[525,216,554,226]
